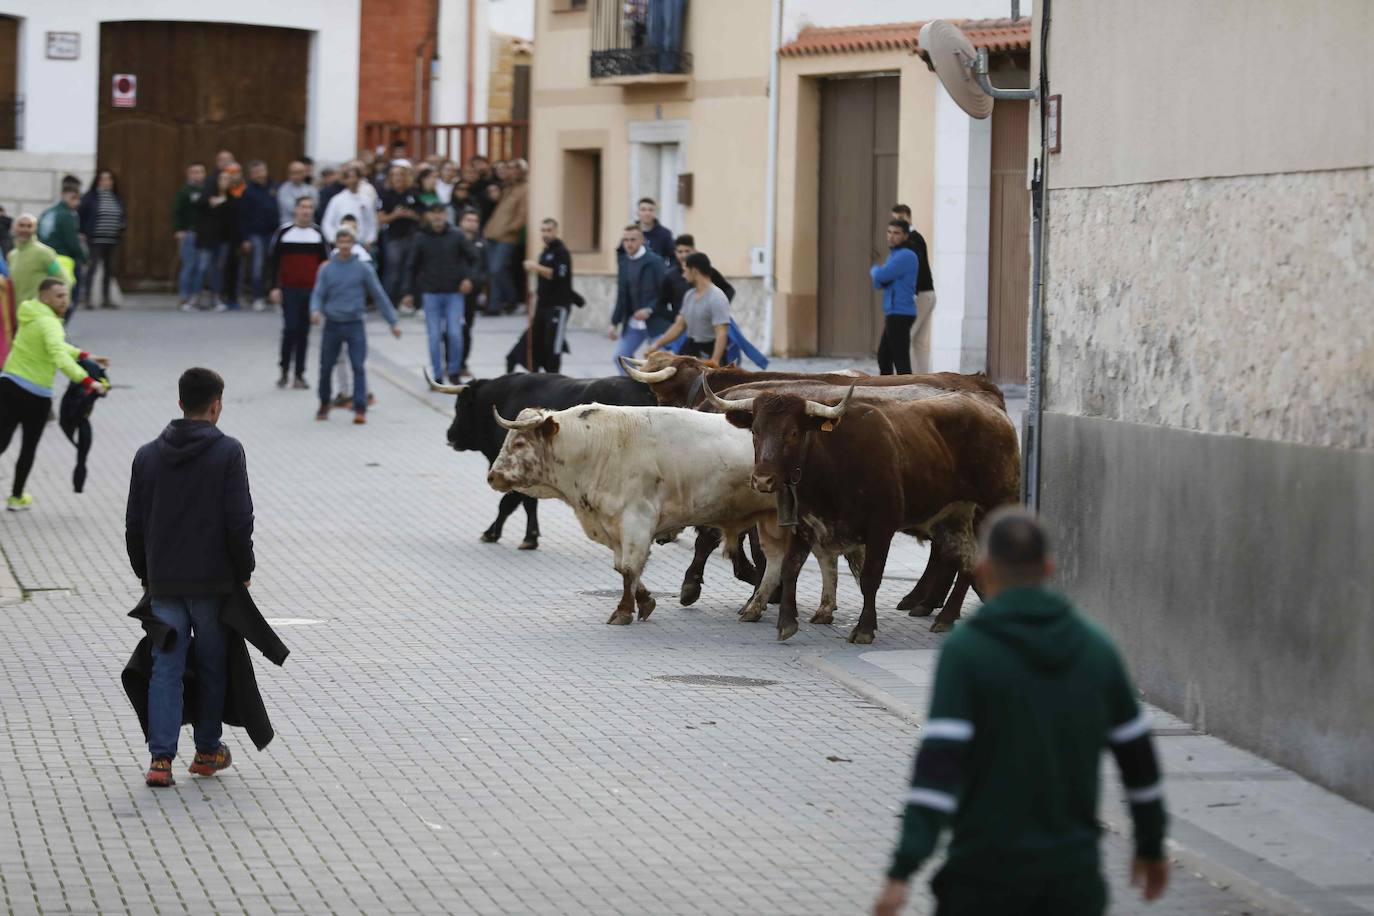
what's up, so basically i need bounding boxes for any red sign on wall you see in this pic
[112,74,137,108]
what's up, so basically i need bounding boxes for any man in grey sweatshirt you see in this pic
[309,228,401,425]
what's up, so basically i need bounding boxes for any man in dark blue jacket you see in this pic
[238,160,280,312]
[125,367,254,787]
[609,224,667,374]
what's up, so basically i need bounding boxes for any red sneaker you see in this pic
[188,743,232,777]
[145,757,175,787]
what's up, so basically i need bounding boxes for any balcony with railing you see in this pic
[590,0,691,84]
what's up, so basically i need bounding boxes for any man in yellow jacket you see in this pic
[0,278,109,510]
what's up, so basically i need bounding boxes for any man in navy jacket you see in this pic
[125,368,254,787]
[238,160,280,311]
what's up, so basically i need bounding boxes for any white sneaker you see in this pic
[178,301,194,312]
[214,301,230,313]
[252,299,267,312]
[399,303,417,318]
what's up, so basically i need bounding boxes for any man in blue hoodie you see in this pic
[309,227,401,425]
[238,160,280,312]
[125,367,252,787]
[870,219,919,376]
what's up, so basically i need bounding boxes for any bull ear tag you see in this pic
[821,418,840,432]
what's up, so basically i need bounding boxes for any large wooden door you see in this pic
[987,100,1031,383]
[98,21,309,289]
[0,16,18,149]
[818,76,899,357]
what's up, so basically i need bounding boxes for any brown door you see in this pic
[97,21,309,290]
[987,100,1031,383]
[0,16,18,149]
[818,75,899,357]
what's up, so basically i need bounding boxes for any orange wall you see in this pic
[357,0,438,150]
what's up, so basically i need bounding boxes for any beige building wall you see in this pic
[772,52,939,355]
[529,0,772,338]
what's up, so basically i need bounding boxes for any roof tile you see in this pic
[778,18,1031,59]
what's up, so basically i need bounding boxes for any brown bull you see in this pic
[624,353,1006,620]
[709,381,1020,644]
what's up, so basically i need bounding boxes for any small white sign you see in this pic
[112,74,137,109]
[45,32,80,60]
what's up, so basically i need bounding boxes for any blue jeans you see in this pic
[486,241,517,312]
[147,595,228,759]
[318,319,368,412]
[177,232,204,300]
[613,326,650,375]
[196,243,229,303]
[245,233,271,301]
[648,0,686,72]
[422,292,466,380]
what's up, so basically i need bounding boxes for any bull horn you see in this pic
[424,368,467,394]
[702,377,755,412]
[804,384,856,420]
[493,405,545,431]
[621,356,647,368]
[621,358,677,383]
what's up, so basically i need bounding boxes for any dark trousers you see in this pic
[530,303,570,373]
[88,242,119,306]
[877,313,916,376]
[461,290,476,372]
[932,868,1107,916]
[0,379,51,498]
[279,288,312,377]
[318,319,368,413]
[681,338,714,359]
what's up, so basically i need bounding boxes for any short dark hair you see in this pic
[427,202,448,213]
[459,207,480,220]
[981,507,1050,585]
[541,217,559,228]
[179,368,225,414]
[684,252,711,274]
[300,156,314,166]
[295,195,315,207]
[38,277,67,294]
[888,219,911,234]
[188,161,206,170]
[623,223,644,235]
[892,203,912,219]
[637,197,657,207]
[674,234,695,248]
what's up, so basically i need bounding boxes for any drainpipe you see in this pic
[466,0,477,123]
[1022,0,1051,508]
[762,0,783,355]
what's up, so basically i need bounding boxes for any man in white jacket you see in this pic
[320,166,378,248]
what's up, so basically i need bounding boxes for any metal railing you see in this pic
[0,94,23,150]
[361,121,528,165]
[590,0,691,79]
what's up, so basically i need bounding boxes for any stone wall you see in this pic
[1044,167,1374,451]
[0,152,95,226]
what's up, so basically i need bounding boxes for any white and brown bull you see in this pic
[486,404,789,627]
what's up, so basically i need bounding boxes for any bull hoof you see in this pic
[896,594,918,612]
[636,596,657,621]
[930,619,954,634]
[679,579,702,606]
[606,611,634,626]
[777,621,799,641]
[739,606,764,623]
[907,603,936,618]
[847,628,876,645]
[809,611,834,625]
[518,538,538,551]
[480,530,500,543]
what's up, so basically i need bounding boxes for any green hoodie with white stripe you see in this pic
[887,586,1167,882]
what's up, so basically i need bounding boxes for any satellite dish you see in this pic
[919,20,994,119]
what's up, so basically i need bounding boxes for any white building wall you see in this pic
[0,0,360,161]
[435,0,494,126]
[930,87,991,373]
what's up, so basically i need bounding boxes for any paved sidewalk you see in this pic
[0,301,1277,914]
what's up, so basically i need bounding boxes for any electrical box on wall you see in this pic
[749,246,768,277]
[677,173,693,207]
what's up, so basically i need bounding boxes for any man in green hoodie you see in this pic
[875,508,1169,916]
[6,213,66,306]
[0,278,109,510]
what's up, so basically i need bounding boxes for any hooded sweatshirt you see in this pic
[887,586,1167,882]
[0,299,99,397]
[125,420,255,596]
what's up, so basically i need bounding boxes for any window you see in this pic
[562,149,602,252]
[552,0,588,12]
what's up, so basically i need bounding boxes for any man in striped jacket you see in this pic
[875,508,1169,916]
[268,198,329,389]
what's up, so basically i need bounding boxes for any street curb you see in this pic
[802,651,1307,916]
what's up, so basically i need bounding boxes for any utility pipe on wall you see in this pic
[1022,0,1051,508]
[762,0,783,356]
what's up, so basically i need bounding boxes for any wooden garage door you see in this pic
[987,99,1031,383]
[817,76,899,358]
[98,21,309,289]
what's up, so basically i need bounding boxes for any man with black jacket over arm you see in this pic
[125,368,254,788]
[893,203,937,373]
[521,218,574,373]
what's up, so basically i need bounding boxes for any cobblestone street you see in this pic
[0,303,1265,914]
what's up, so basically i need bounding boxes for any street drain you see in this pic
[654,675,779,688]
